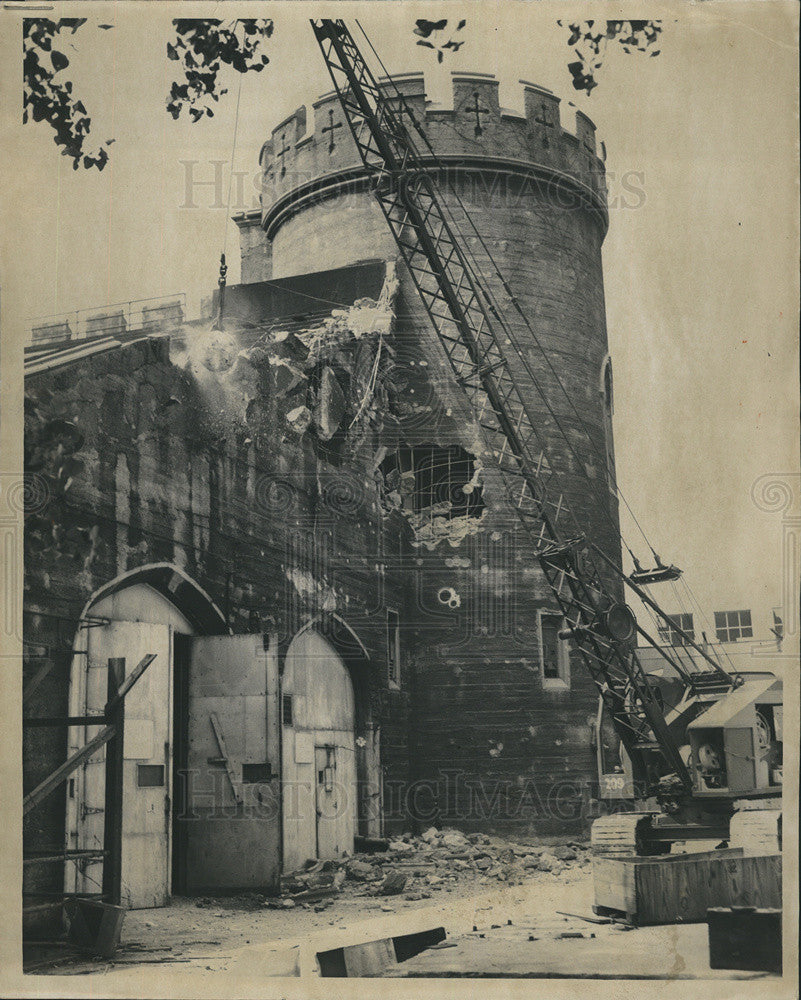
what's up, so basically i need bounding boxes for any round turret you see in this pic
[260,72,607,277]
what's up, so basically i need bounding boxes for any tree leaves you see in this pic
[413,18,466,63]
[23,17,274,170]
[558,19,662,94]
[166,18,274,122]
[23,18,113,170]
[414,19,448,38]
[50,49,69,72]
[23,14,659,174]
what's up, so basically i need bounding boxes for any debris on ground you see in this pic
[345,859,375,882]
[375,872,407,896]
[556,910,612,925]
[254,829,591,909]
[157,832,593,924]
[354,835,390,854]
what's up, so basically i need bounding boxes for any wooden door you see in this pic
[73,621,172,909]
[182,634,280,893]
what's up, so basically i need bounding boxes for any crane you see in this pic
[310,19,782,854]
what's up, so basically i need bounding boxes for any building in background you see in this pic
[639,600,786,680]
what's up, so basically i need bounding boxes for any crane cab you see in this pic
[687,675,782,797]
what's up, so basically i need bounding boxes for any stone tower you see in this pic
[237,72,622,833]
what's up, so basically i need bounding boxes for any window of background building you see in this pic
[657,612,694,646]
[714,609,753,643]
[386,608,401,688]
[539,611,570,688]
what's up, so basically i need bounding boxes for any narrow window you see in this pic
[603,358,614,412]
[657,612,694,646]
[600,356,616,496]
[539,611,570,687]
[714,609,753,643]
[386,608,401,688]
[282,694,293,727]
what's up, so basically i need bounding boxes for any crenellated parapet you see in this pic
[260,72,607,241]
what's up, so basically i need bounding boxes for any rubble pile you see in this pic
[264,829,592,909]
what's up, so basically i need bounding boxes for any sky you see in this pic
[1,1,798,648]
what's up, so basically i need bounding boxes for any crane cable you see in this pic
[678,574,741,677]
[223,70,244,258]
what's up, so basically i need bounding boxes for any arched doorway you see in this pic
[281,624,367,872]
[65,565,282,907]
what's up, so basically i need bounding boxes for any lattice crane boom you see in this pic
[311,18,708,795]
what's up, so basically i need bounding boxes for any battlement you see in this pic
[260,72,606,238]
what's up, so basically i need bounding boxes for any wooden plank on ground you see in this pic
[342,937,397,976]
